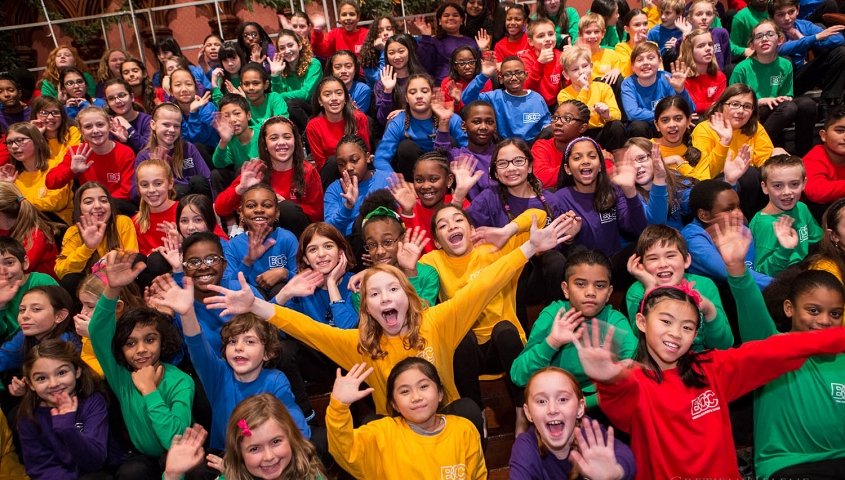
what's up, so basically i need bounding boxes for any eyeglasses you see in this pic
[725,101,754,112]
[64,79,87,87]
[454,59,477,67]
[3,138,31,147]
[495,156,528,169]
[551,115,585,124]
[364,238,398,252]
[37,110,62,118]
[500,70,526,79]
[753,31,778,40]
[243,32,259,38]
[106,92,130,103]
[633,153,651,164]
[183,254,223,271]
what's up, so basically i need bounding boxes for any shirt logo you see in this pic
[441,464,467,480]
[798,224,809,242]
[707,86,719,98]
[770,75,783,87]
[832,383,845,404]
[714,43,722,54]
[600,208,617,224]
[354,44,362,54]
[523,112,543,123]
[38,187,47,198]
[417,347,435,363]
[651,100,660,110]
[268,254,288,268]
[550,74,560,85]
[183,157,195,169]
[691,390,720,419]
[107,173,120,183]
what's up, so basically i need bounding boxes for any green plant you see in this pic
[243,0,290,13]
[401,0,438,15]
[361,0,395,18]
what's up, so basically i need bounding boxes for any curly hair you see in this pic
[276,30,314,79]
[360,16,400,69]
[120,58,158,113]
[112,306,183,371]
[220,313,282,367]
[42,45,89,89]
[257,116,307,200]
[97,48,131,82]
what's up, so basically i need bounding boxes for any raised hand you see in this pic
[211,68,224,88]
[164,425,208,480]
[278,269,324,301]
[189,92,212,113]
[0,164,17,183]
[212,113,235,143]
[235,159,266,195]
[610,157,637,197]
[256,268,288,291]
[269,51,286,76]
[150,274,195,316]
[0,276,21,310]
[70,143,94,174]
[527,213,578,254]
[224,79,245,98]
[547,308,585,349]
[471,225,511,250]
[103,249,147,290]
[74,313,91,338]
[196,45,206,65]
[110,116,129,142]
[669,60,687,93]
[723,144,752,186]
[156,231,183,272]
[49,391,78,416]
[250,44,266,64]
[569,419,625,480]
[674,16,693,36]
[244,223,277,266]
[387,173,417,214]
[475,29,491,50]
[29,118,46,134]
[711,210,751,276]
[77,214,107,250]
[448,80,463,103]
[131,364,164,396]
[380,65,397,93]
[538,47,555,64]
[451,155,484,202]
[413,16,432,36]
[7,377,26,397]
[709,112,733,145]
[481,51,497,77]
[773,214,799,250]
[340,170,359,209]
[574,321,625,383]
[331,363,375,405]
[431,90,455,124]
[651,142,667,186]
[311,14,327,31]
[204,272,258,316]
[151,146,172,163]
[347,270,365,293]
[396,226,431,272]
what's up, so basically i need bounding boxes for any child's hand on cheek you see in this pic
[627,254,657,291]
[49,391,78,416]
[131,364,164,396]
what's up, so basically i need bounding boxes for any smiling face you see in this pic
[179,205,209,236]
[642,242,692,286]
[121,61,146,87]
[137,164,173,211]
[762,165,805,213]
[151,108,182,149]
[632,50,660,80]
[0,252,26,284]
[5,131,34,163]
[699,188,741,227]
[240,188,279,232]
[241,70,269,104]
[339,4,359,32]
[631,144,654,186]
[122,323,162,370]
[505,8,526,37]
[544,0,561,14]
[365,270,411,336]
[523,370,586,460]
[264,121,295,165]
[79,187,112,224]
[563,140,601,190]
[499,59,527,94]
[170,69,197,105]
[466,0,484,16]
[318,80,346,117]
[336,142,372,182]
[62,72,87,99]
[28,357,80,407]
[305,234,340,275]
[241,419,292,479]
[413,160,452,208]
[494,144,531,189]
[276,35,301,66]
[690,3,715,29]
[625,13,649,41]
[105,83,133,116]
[183,240,226,293]
[655,105,690,147]
[107,51,128,77]
[821,117,845,158]
[462,104,496,147]
[78,112,110,149]
[636,298,698,370]
[433,206,473,257]
[439,6,463,35]
[390,367,443,427]
[386,41,409,71]
[581,23,604,49]
[331,53,356,87]
[406,78,433,117]
[225,327,269,381]
[54,48,75,68]
[785,287,845,332]
[529,23,556,52]
[720,93,754,130]
[562,264,612,318]
[19,291,66,341]
[363,218,402,266]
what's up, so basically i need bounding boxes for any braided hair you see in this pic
[490,138,554,222]
[654,96,702,166]
[403,74,439,140]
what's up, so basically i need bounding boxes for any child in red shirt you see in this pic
[520,18,564,107]
[310,0,368,57]
[133,159,176,256]
[679,30,726,115]
[494,4,530,61]
[0,182,59,279]
[305,76,370,172]
[441,46,493,112]
[804,105,845,209]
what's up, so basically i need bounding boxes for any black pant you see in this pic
[174,174,213,200]
[794,45,845,101]
[285,98,313,137]
[210,165,237,201]
[770,456,845,479]
[809,0,845,26]
[626,120,658,139]
[759,96,817,156]
[277,200,311,241]
[586,121,627,152]
[320,155,341,192]
[452,322,525,411]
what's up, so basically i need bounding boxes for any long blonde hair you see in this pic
[679,29,719,77]
[5,123,50,173]
[134,159,176,233]
[42,45,89,87]
[144,102,186,179]
[357,264,427,359]
[0,182,59,249]
[96,48,131,82]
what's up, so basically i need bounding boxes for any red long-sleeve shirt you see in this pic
[494,34,530,62]
[400,196,470,255]
[596,327,845,480]
[441,76,493,111]
[803,144,845,204]
[46,142,136,201]
[310,27,369,58]
[133,201,177,255]
[305,110,370,171]
[684,72,726,114]
[530,138,565,189]
[520,49,564,106]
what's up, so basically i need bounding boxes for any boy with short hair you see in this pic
[0,74,30,131]
[0,237,57,343]
[750,154,823,277]
[625,224,733,351]
[803,104,845,210]
[579,14,624,91]
[519,18,563,107]
[211,94,257,216]
[647,0,685,56]
[730,0,769,59]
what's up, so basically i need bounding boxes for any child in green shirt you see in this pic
[0,237,58,342]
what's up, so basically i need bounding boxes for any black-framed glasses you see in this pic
[753,31,777,40]
[726,101,753,111]
[495,156,528,169]
[454,59,477,67]
[64,79,87,87]
[364,238,398,252]
[106,92,130,103]
[183,254,223,271]
[37,110,61,118]
[3,138,31,147]
[551,115,585,124]
[243,32,259,38]
[501,70,526,79]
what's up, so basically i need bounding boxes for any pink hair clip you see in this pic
[639,280,702,314]
[238,419,252,437]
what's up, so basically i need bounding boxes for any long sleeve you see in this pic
[16,176,71,216]
[181,103,220,147]
[0,333,24,372]
[616,189,648,236]
[620,77,654,122]
[373,114,404,172]
[88,297,124,389]
[51,394,110,473]
[727,269,778,342]
[305,119,329,171]
[277,61,322,101]
[144,366,194,450]
[511,318,560,387]
[18,416,64,480]
[214,173,244,216]
[0,411,26,479]
[54,227,95,279]
[461,72,489,106]
[326,398,381,479]
[531,139,564,189]
[374,80,394,126]
[595,368,642,434]
[643,184,669,225]
[690,121,731,179]
[324,181,356,235]
[803,146,845,203]
[298,165,325,222]
[266,305,362,370]
[45,149,78,190]
[183,331,228,396]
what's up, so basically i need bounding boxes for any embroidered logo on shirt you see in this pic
[832,383,845,404]
[770,75,783,87]
[184,157,195,169]
[691,390,720,419]
[107,173,120,183]
[707,86,719,98]
[714,43,722,54]
[441,464,467,479]
[355,45,362,54]
[417,347,435,363]
[75,422,85,433]
[651,100,660,110]
[268,254,288,268]
[600,208,617,224]
[798,225,809,242]
[523,112,543,123]
[38,187,47,198]
[550,74,561,85]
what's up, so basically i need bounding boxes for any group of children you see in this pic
[1,0,845,478]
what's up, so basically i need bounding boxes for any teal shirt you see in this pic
[351,263,440,312]
[510,300,637,409]
[277,59,323,102]
[749,202,823,277]
[212,127,260,169]
[729,270,845,478]
[0,272,57,342]
[625,272,734,351]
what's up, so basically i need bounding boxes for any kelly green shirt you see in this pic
[749,202,823,277]
[40,72,97,99]
[351,263,440,312]
[276,59,323,102]
[212,77,241,106]
[730,56,794,98]
[510,300,637,409]
[248,76,290,129]
[532,7,580,48]
[0,272,57,342]
[211,126,259,169]
[731,7,769,54]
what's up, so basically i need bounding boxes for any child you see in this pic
[0,73,30,130]
[17,339,123,479]
[0,237,58,343]
[578,14,624,96]
[163,394,326,480]
[103,78,152,154]
[374,34,428,126]
[730,0,768,60]
[557,48,627,159]
[532,100,590,188]
[730,20,817,156]
[533,0,580,48]
[625,224,733,351]
[464,0,494,40]
[621,42,695,138]
[3,122,74,224]
[152,37,209,90]
[653,96,705,179]
[58,68,106,120]
[590,0,622,48]
[120,58,164,114]
[415,3,490,83]
[132,102,213,201]
[647,0,684,57]
[310,0,368,59]
[511,250,637,409]
[575,278,845,478]
[0,183,59,278]
[808,198,845,283]
[29,96,81,166]
[616,9,650,77]
[327,136,392,236]
[306,76,371,173]
[326,50,372,114]
[133,159,177,256]
[520,18,564,107]
[89,250,194,478]
[166,68,217,159]
[168,195,227,241]
[359,16,399,88]
[210,94,257,191]
[210,41,244,105]
[237,22,276,70]
[373,74,467,178]
[274,30,322,130]
[197,34,223,83]
[39,46,95,100]
[749,154,822,276]
[804,105,845,210]
[627,137,694,229]
[442,46,493,112]
[683,0,731,70]
[679,29,726,115]
[328,359,487,478]
[434,100,499,200]
[509,367,636,479]
[494,4,530,61]
[463,55,550,143]
[239,63,290,129]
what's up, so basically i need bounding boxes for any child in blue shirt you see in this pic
[647,0,685,57]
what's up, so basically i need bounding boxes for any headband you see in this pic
[563,136,601,162]
[362,206,404,228]
[638,280,703,314]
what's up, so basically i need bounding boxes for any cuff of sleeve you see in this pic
[539,338,561,360]
[50,411,77,430]
[143,389,165,409]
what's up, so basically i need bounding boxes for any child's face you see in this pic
[291,16,312,38]
[122,62,146,87]
[0,80,20,108]
[204,38,222,61]
[137,164,173,210]
[413,160,452,208]
[390,367,443,427]
[105,84,133,116]
[152,109,182,148]
[642,242,692,286]
[494,144,531,189]
[636,298,698,370]
[523,370,585,459]
[318,80,346,117]
[122,323,162,370]
[80,187,112,224]
[552,103,587,141]
[631,144,654,185]
[223,55,242,75]
[63,72,87,99]
[439,6,463,35]
[164,59,181,76]
[377,18,396,42]
[655,106,690,146]
[632,50,660,80]
[433,206,473,257]
[785,288,844,332]
[563,141,601,188]
[331,54,356,86]
[563,58,592,87]
[691,33,715,66]
[55,48,75,68]
[529,23,557,52]
[225,327,269,379]
[276,35,301,65]
[78,113,110,148]
[562,264,612,318]
[363,219,402,266]
[699,189,741,226]
[179,205,210,236]
[183,241,226,292]
[544,0,561,14]
[466,0,485,17]
[751,24,779,56]
[4,131,35,163]
[242,24,261,47]
[606,6,620,26]
[339,5,360,32]
[220,103,250,137]
[661,9,680,27]
[406,78,433,116]
[305,234,340,275]
[240,420,292,478]
[0,252,26,283]
[386,41,409,71]
[453,49,478,81]
[365,271,411,336]
[580,24,604,49]
[462,105,496,146]
[264,122,295,164]
[625,14,649,41]
[170,70,197,105]
[157,49,174,64]
[79,291,98,317]
[720,93,754,130]
[761,165,805,212]
[820,117,845,157]
[241,70,268,104]
[499,59,527,93]
[37,104,63,134]
[690,4,715,30]
[241,188,279,232]
[19,292,65,341]
[772,6,799,31]
[335,143,372,182]
[28,357,80,407]
[505,8,526,37]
